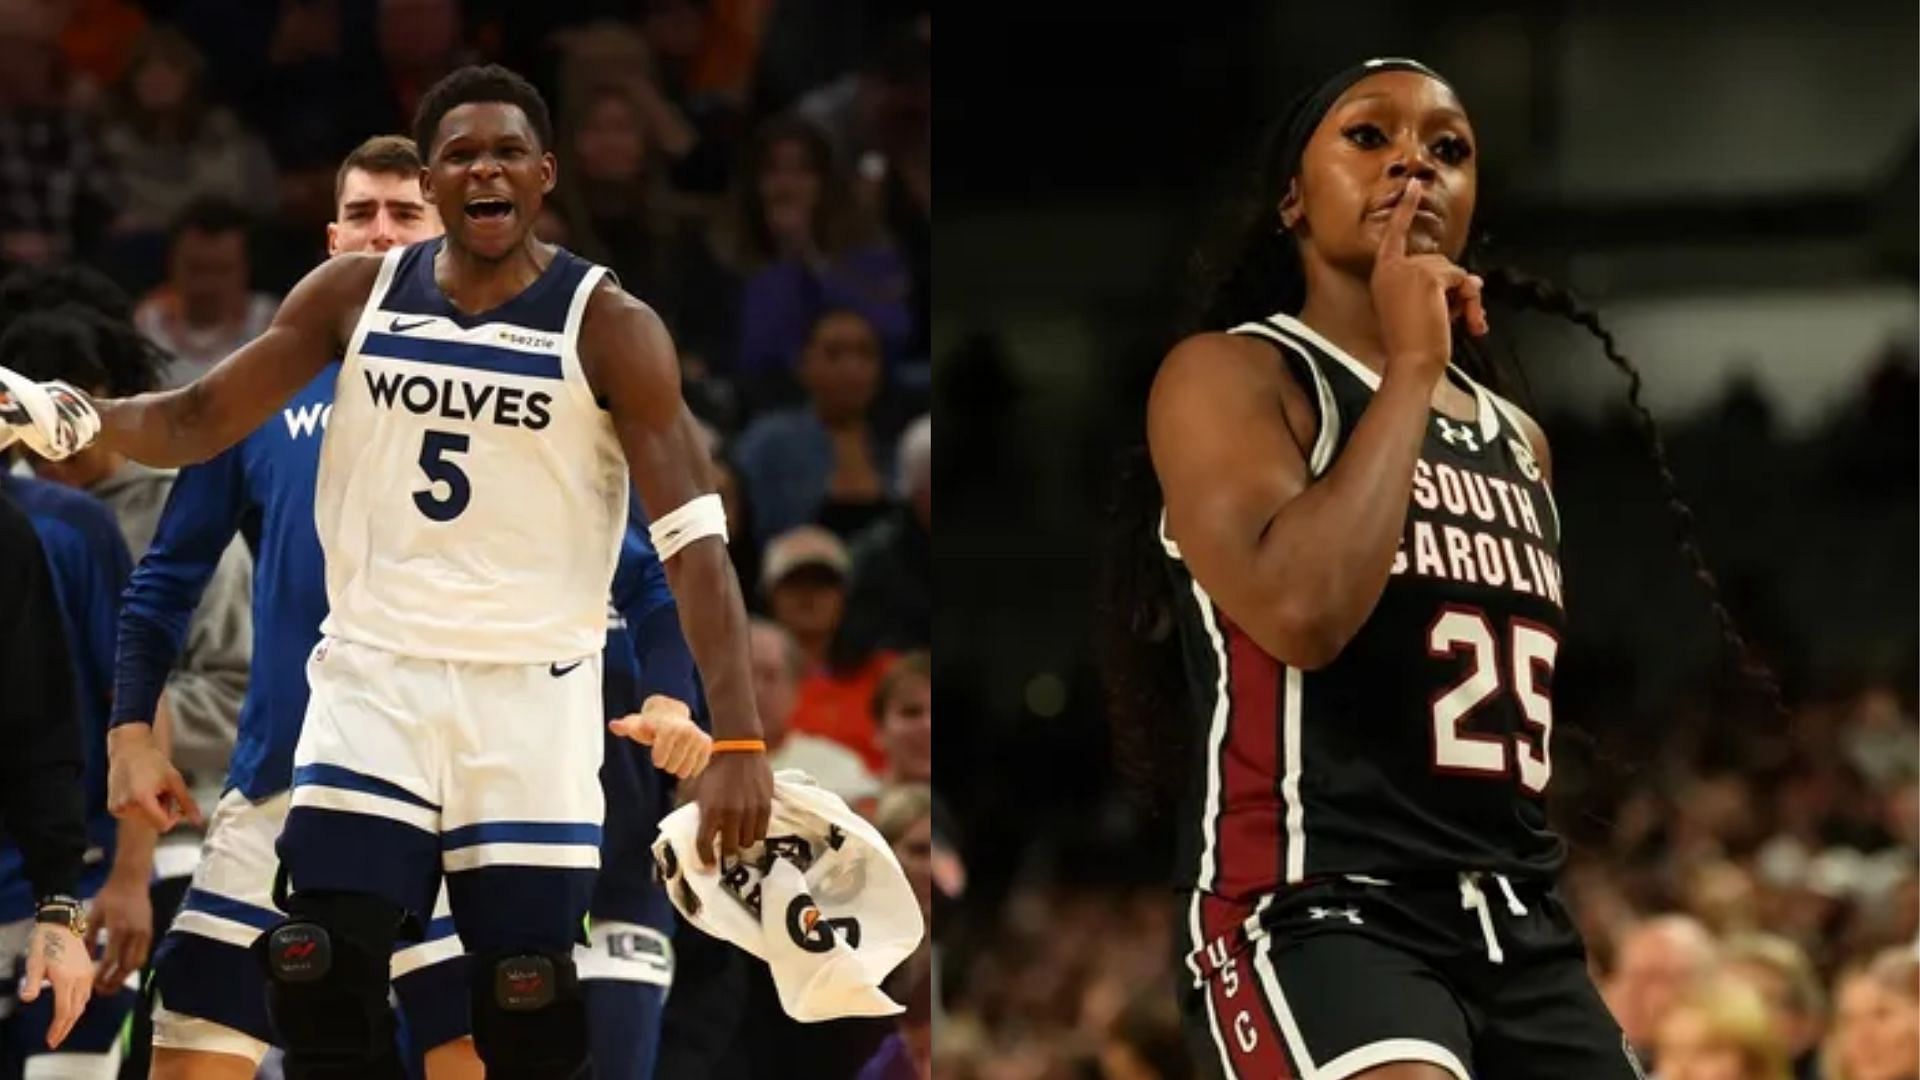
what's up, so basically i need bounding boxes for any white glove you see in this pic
[0,365,100,461]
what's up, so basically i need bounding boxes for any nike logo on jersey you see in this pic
[364,370,553,430]
[551,660,583,677]
[390,317,434,333]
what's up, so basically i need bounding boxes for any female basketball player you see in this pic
[1100,58,1774,1080]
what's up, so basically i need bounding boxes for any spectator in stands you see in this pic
[840,413,929,658]
[858,951,931,1080]
[100,27,279,238]
[797,22,929,360]
[549,77,734,376]
[134,197,277,383]
[750,616,878,804]
[1824,947,1918,1080]
[763,525,852,669]
[724,115,913,391]
[1723,934,1826,1080]
[0,6,120,268]
[1099,993,1195,1080]
[2,304,249,827]
[53,0,147,108]
[873,652,930,785]
[372,0,473,136]
[765,525,898,770]
[632,0,750,194]
[552,80,679,297]
[733,308,894,544]
[874,783,932,928]
[1605,914,1721,1071]
[862,786,932,1079]
[1653,976,1793,1080]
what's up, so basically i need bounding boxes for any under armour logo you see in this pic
[1307,905,1363,925]
[1435,418,1478,452]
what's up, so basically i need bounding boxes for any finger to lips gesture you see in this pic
[1370,178,1488,379]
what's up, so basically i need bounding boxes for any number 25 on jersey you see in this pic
[1427,605,1557,793]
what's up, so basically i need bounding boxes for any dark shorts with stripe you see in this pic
[1174,877,1646,1080]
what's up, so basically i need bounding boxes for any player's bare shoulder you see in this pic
[1150,331,1319,462]
[576,275,678,400]
[281,251,390,351]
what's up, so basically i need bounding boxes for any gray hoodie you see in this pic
[91,461,250,785]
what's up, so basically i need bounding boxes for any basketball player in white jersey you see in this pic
[0,64,773,1080]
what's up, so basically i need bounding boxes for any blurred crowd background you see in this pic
[935,3,1917,1079]
[0,0,929,1077]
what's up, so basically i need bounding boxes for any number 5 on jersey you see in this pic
[1427,606,1557,793]
[414,429,471,521]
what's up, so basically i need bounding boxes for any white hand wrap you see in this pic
[0,365,100,462]
[648,493,729,561]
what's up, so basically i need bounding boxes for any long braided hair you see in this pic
[1096,65,1782,809]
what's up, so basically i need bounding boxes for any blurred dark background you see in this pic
[934,3,1918,1077]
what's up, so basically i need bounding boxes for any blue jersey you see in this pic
[117,366,336,799]
[597,500,700,926]
[0,475,131,918]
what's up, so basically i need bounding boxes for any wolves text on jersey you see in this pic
[362,368,553,431]
[1389,456,1564,608]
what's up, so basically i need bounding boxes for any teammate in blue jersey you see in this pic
[0,470,147,1075]
[595,505,705,1080]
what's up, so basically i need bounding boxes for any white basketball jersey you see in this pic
[315,238,629,663]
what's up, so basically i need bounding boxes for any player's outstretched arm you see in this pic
[583,283,772,865]
[90,255,380,467]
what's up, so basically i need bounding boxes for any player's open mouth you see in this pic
[465,197,514,224]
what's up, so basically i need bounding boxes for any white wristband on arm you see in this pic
[648,493,729,561]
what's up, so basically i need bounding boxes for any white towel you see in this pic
[652,771,925,1022]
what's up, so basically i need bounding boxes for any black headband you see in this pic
[1273,57,1454,187]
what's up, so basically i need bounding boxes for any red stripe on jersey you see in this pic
[1197,893,1296,1078]
[1212,615,1283,899]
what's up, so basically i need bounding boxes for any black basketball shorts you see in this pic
[1173,875,1647,1080]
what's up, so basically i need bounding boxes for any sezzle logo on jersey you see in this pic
[362,368,553,430]
[497,328,559,351]
[1389,456,1565,609]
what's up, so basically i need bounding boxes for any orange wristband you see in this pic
[711,739,767,754]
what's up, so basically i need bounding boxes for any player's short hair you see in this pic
[413,63,553,159]
[335,134,424,206]
[871,651,931,725]
[169,196,252,246]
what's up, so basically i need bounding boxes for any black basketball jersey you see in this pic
[1165,312,1569,903]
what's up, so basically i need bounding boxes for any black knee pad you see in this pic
[256,891,407,1080]
[469,950,590,1079]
